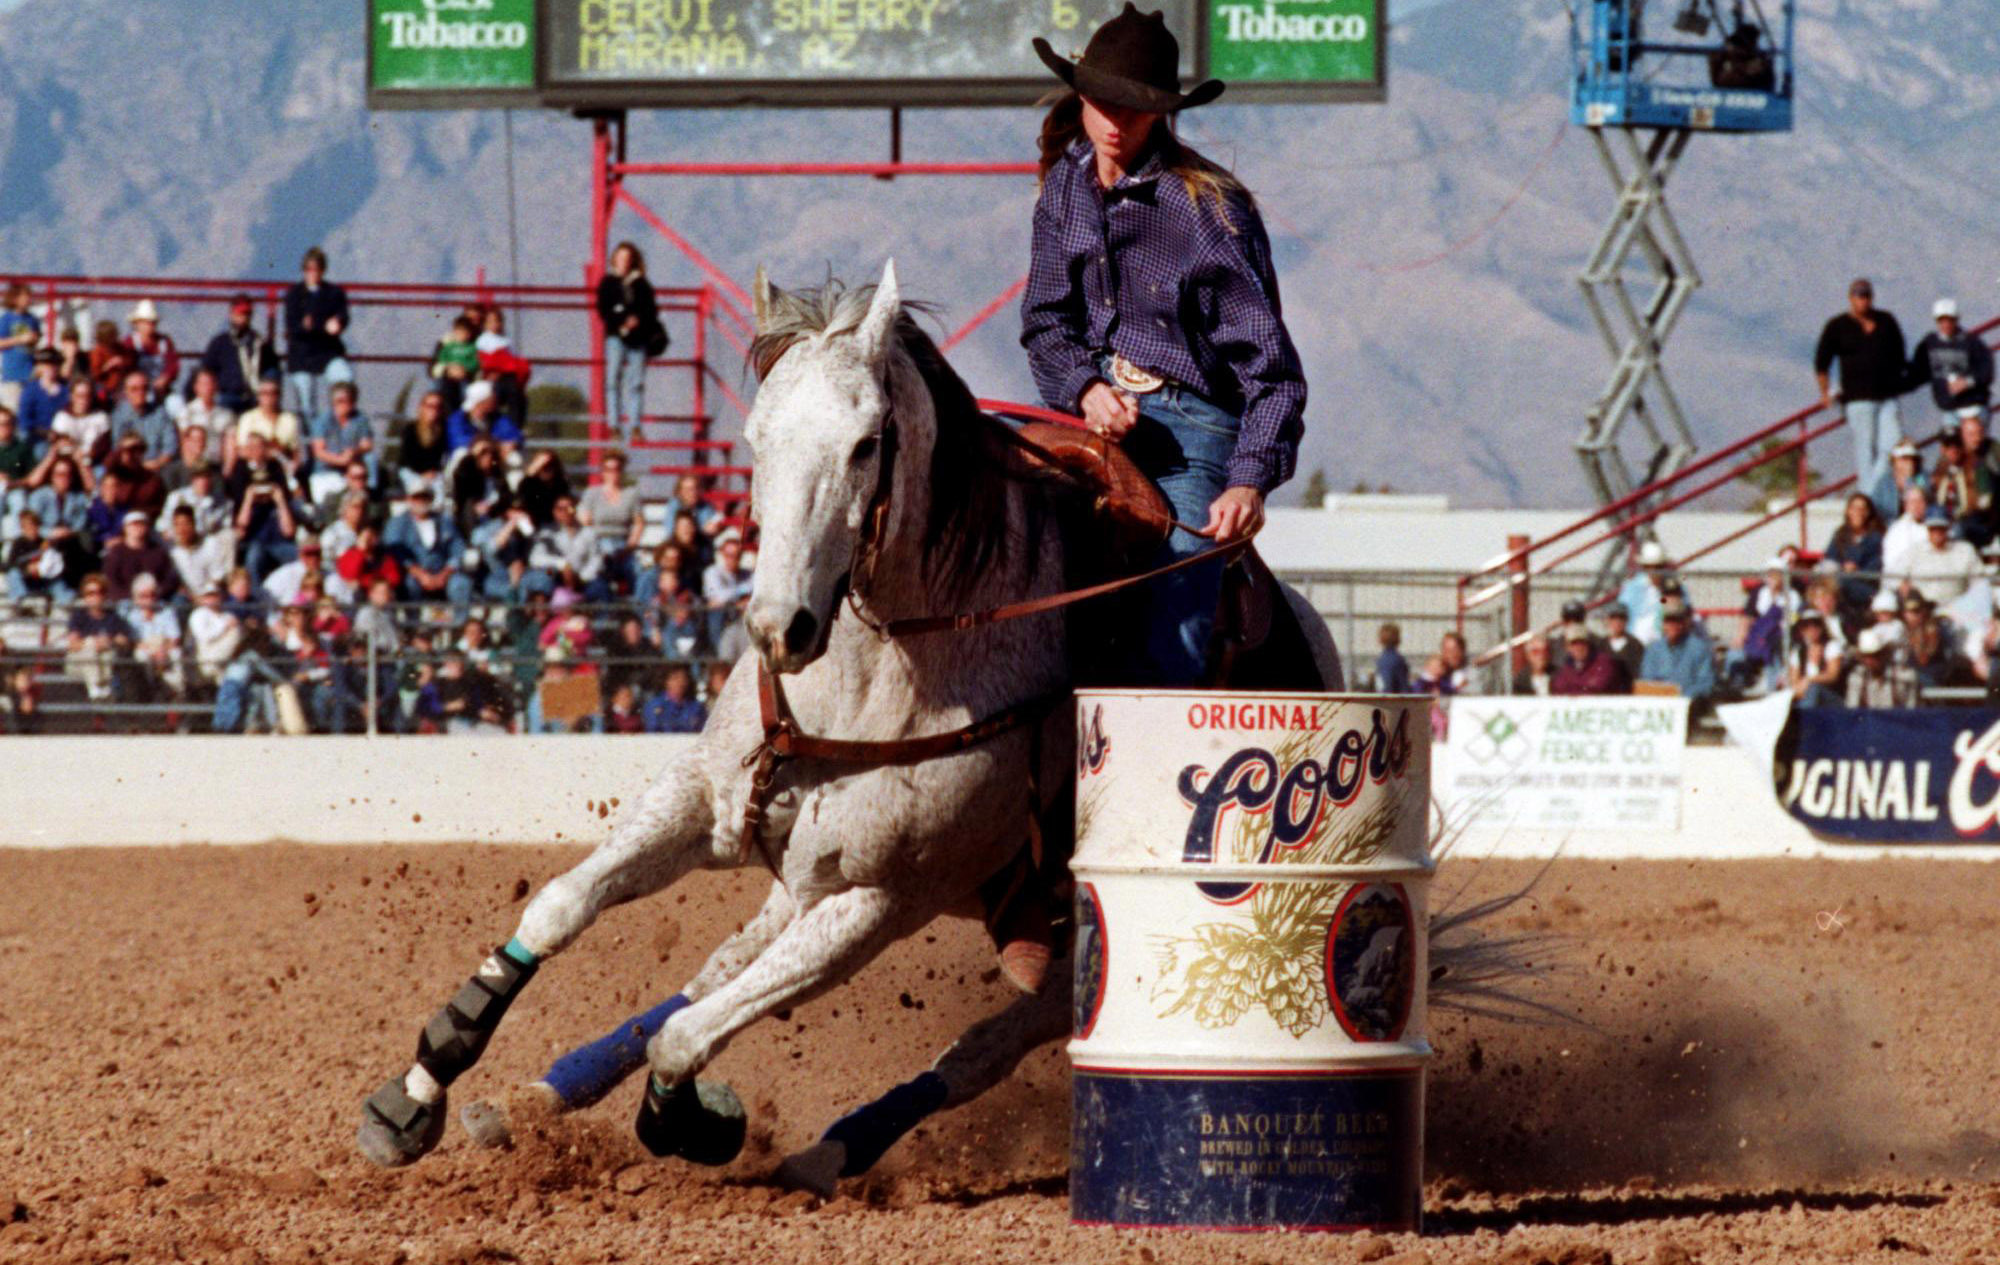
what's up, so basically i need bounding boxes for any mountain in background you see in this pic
[1,0,1995,507]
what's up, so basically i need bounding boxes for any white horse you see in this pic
[357,261,1341,1177]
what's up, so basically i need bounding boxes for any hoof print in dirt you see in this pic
[357,1077,447,1168]
[773,1139,847,1200]
[635,1077,747,1166]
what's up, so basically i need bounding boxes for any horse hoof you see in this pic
[459,1100,512,1150]
[635,1077,747,1166]
[774,1139,847,1199]
[460,1082,561,1150]
[357,1076,446,1168]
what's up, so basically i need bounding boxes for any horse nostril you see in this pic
[783,610,819,657]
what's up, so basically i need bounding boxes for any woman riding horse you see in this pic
[1022,3,1307,684]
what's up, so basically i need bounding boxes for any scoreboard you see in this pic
[369,0,1385,109]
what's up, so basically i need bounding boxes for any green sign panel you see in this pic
[1208,0,1382,96]
[369,0,539,104]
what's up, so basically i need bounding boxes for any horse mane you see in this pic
[748,279,1009,597]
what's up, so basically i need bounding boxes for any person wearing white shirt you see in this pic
[1881,484,1930,581]
[166,506,231,598]
[50,379,110,461]
[263,536,325,607]
[187,584,242,685]
[1901,506,1982,607]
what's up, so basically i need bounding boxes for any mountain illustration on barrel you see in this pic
[1325,882,1415,1042]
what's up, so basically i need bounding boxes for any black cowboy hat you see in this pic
[1033,4,1224,114]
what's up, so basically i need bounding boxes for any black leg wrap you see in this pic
[414,947,537,1088]
[635,1077,747,1167]
[357,1075,447,1168]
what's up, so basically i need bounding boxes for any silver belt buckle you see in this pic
[1110,353,1166,395]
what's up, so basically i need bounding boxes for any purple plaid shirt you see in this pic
[1020,139,1306,493]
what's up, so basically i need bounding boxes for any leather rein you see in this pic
[736,397,1253,871]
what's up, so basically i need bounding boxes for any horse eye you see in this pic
[851,436,879,464]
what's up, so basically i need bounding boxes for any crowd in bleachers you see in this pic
[0,256,753,735]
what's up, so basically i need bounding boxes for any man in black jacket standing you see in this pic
[199,295,277,413]
[1908,297,1993,426]
[1815,277,1911,490]
[284,247,352,422]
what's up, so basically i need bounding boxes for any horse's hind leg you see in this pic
[775,968,1073,1196]
[356,756,716,1168]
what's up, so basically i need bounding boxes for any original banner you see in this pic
[1780,708,2000,843]
[1435,696,1689,831]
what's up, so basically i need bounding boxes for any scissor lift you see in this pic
[1569,0,1795,592]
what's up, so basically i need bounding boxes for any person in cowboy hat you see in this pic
[1020,4,1306,686]
[124,299,180,405]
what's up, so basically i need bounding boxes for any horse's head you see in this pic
[743,259,909,674]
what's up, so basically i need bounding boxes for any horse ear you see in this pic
[752,264,773,334]
[854,258,900,367]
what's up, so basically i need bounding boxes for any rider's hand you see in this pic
[1206,486,1265,543]
[1080,381,1139,440]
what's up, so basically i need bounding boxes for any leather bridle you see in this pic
[736,392,1253,872]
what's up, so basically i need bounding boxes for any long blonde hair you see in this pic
[1035,90,1250,228]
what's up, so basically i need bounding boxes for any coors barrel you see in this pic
[1068,691,1432,1232]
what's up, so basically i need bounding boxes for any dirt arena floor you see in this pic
[3,845,1998,1265]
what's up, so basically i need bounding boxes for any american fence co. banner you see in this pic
[1435,696,1690,831]
[1781,708,2000,843]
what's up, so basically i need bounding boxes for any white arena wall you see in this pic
[7,736,2000,861]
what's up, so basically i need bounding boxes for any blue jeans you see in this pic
[246,536,298,587]
[1846,398,1903,484]
[1122,385,1239,686]
[288,359,353,420]
[606,336,647,436]
[213,654,283,733]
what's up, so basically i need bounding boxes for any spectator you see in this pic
[515,450,573,528]
[597,241,664,441]
[603,682,647,735]
[602,614,658,701]
[637,540,698,604]
[51,325,86,387]
[187,583,241,689]
[283,246,352,418]
[431,650,503,734]
[109,369,177,472]
[0,408,33,489]
[1815,277,1912,484]
[1908,298,1992,425]
[84,467,133,551]
[18,349,69,444]
[3,509,70,603]
[102,509,179,602]
[228,376,303,467]
[1900,505,1980,607]
[1847,625,1916,708]
[473,505,539,602]
[306,380,375,502]
[199,293,277,413]
[124,572,183,699]
[703,661,731,705]
[1955,410,2000,546]
[1601,602,1645,683]
[383,486,471,607]
[123,301,179,403]
[179,367,234,464]
[396,390,452,494]
[579,451,645,593]
[1417,630,1480,696]
[0,282,42,415]
[263,534,325,607]
[667,508,712,576]
[1823,492,1884,622]
[457,616,497,674]
[102,432,166,522]
[2,665,42,734]
[224,434,300,584]
[1927,421,1996,546]
[25,451,92,539]
[427,315,480,415]
[159,423,210,494]
[1725,558,1793,692]
[353,579,401,655]
[1900,595,1968,691]
[1866,589,1906,652]
[1511,635,1553,696]
[160,460,232,542]
[1639,598,1716,704]
[529,492,608,603]
[88,318,137,400]
[444,380,522,458]
[319,491,371,563]
[1373,621,1411,693]
[650,591,708,663]
[1552,621,1630,695]
[1786,610,1845,709]
[65,575,134,702]
[1882,484,1930,581]
[318,461,378,529]
[643,663,707,734]
[701,530,754,650]
[166,504,230,599]
[538,590,595,666]
[1615,540,1675,643]
[1801,576,1850,652]
[50,379,109,467]
[449,438,512,535]
[336,523,403,598]
[666,472,720,538]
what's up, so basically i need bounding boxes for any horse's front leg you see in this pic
[356,755,717,1168]
[634,884,903,1165]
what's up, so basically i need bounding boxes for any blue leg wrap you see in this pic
[541,993,690,1109]
[822,1071,950,1177]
